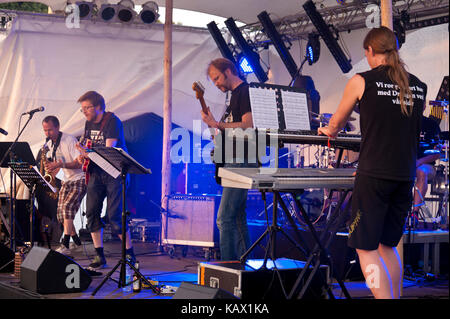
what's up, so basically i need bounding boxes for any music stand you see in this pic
[8,163,56,249]
[0,142,37,252]
[88,147,159,296]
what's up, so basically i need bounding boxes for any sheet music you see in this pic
[31,166,57,193]
[281,91,310,131]
[249,87,279,129]
[88,152,121,178]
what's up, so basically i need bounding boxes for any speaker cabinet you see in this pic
[162,195,220,248]
[20,246,92,294]
[173,281,238,299]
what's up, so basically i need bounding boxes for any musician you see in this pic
[200,58,256,261]
[41,116,86,254]
[413,115,441,218]
[76,91,135,269]
[318,26,427,299]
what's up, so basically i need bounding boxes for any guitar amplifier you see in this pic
[162,194,221,247]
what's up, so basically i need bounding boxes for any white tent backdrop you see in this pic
[0,13,232,194]
[0,11,448,196]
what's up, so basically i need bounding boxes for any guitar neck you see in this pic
[199,97,208,114]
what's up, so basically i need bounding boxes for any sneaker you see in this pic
[69,242,82,251]
[55,245,72,256]
[88,255,107,270]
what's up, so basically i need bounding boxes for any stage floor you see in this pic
[0,240,448,300]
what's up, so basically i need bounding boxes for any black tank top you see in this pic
[357,65,427,181]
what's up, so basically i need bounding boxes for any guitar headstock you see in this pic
[192,81,205,100]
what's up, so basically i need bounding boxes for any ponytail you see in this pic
[363,27,413,116]
[385,50,413,116]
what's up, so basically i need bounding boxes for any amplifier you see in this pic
[162,194,221,248]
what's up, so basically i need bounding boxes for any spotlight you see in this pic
[75,1,96,19]
[238,55,254,74]
[99,4,118,22]
[225,17,268,82]
[303,0,352,73]
[207,21,237,63]
[116,0,136,23]
[257,11,298,81]
[139,1,159,24]
[306,34,320,65]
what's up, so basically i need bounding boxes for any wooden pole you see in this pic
[161,0,173,245]
[380,0,393,30]
[380,0,403,297]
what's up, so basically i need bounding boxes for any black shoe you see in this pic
[88,255,107,270]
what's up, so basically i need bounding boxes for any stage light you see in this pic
[99,4,117,22]
[139,1,159,24]
[306,34,320,65]
[239,55,254,74]
[303,0,352,73]
[225,17,268,83]
[116,0,136,23]
[76,1,96,19]
[207,21,237,63]
[257,11,298,81]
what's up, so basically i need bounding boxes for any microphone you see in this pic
[21,106,45,116]
[0,128,7,136]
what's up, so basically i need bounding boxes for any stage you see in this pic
[0,237,448,301]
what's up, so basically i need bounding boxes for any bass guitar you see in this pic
[192,81,224,184]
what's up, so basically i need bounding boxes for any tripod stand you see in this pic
[87,147,159,296]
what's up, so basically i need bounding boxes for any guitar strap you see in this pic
[83,111,114,145]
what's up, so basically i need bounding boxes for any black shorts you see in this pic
[348,174,413,250]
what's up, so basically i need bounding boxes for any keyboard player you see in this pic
[317,27,427,299]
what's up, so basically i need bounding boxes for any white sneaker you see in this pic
[69,242,82,250]
[55,245,72,256]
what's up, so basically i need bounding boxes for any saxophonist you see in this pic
[41,116,87,255]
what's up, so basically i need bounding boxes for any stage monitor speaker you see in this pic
[20,246,92,294]
[0,243,15,273]
[173,282,238,299]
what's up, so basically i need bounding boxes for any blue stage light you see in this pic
[239,56,254,74]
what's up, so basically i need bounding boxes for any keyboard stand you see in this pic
[287,189,352,299]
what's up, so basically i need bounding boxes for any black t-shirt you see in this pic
[84,112,127,172]
[220,82,258,164]
[357,66,427,181]
[228,82,252,123]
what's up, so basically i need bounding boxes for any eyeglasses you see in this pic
[80,105,95,113]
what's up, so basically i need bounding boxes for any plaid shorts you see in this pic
[57,178,87,223]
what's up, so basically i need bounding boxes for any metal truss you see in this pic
[237,0,449,48]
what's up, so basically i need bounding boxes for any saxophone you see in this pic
[40,139,59,200]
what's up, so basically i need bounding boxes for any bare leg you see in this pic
[91,229,103,248]
[378,244,403,299]
[356,247,394,299]
[63,219,76,236]
[118,230,133,250]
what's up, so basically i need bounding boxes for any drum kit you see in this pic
[413,108,449,229]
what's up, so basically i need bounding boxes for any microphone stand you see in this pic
[0,113,36,253]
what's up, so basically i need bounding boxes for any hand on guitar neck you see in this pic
[193,81,220,130]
